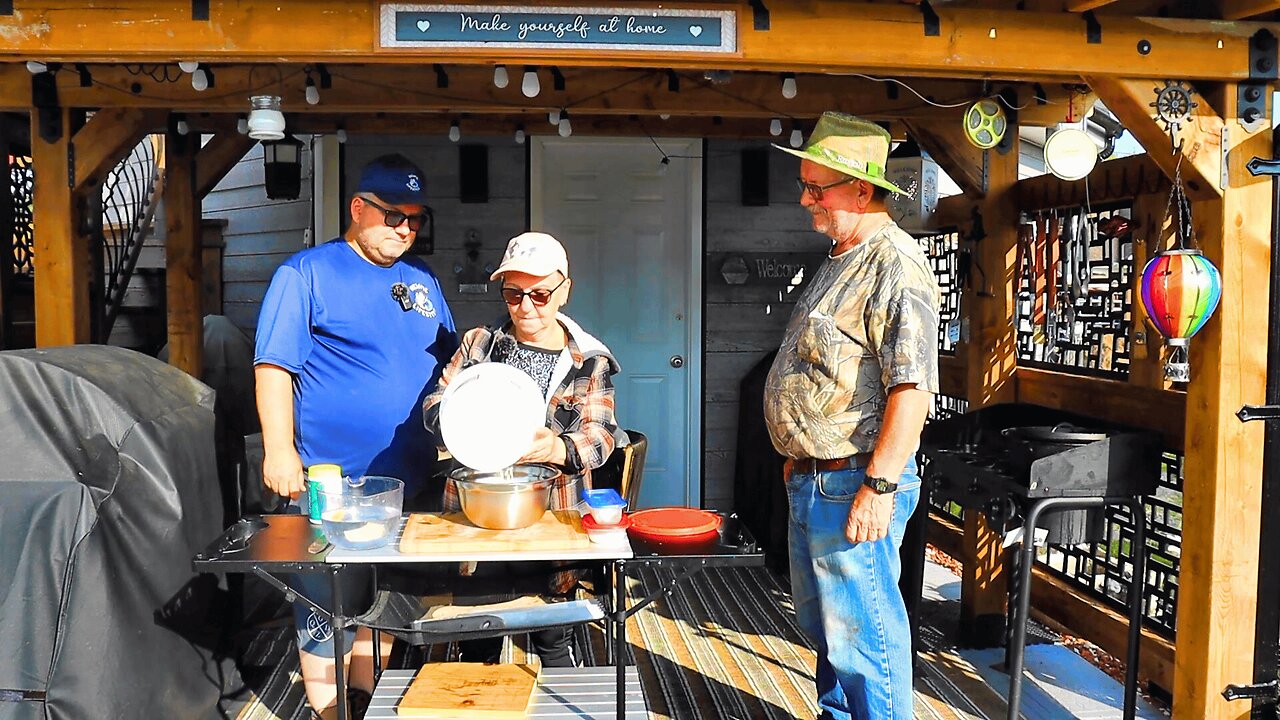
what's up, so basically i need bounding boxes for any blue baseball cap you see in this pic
[354,153,428,205]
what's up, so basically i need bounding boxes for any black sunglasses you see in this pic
[796,176,857,202]
[359,195,429,232]
[501,276,567,307]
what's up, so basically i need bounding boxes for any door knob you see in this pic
[670,355,684,368]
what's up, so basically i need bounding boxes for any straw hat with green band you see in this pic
[773,111,906,195]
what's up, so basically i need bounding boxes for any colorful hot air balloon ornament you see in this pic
[1139,167,1222,382]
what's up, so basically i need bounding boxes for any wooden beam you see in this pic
[1014,367,1186,447]
[1220,0,1280,19]
[70,107,161,192]
[904,116,989,198]
[163,130,202,378]
[195,132,255,198]
[0,64,1078,127]
[1066,0,1121,10]
[1172,85,1270,720]
[0,2,1264,81]
[30,108,90,346]
[1088,76,1224,200]
[1014,153,1164,210]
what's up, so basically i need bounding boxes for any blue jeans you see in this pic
[786,459,922,720]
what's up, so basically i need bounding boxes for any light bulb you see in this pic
[493,65,509,89]
[660,114,671,121]
[558,115,572,137]
[176,120,190,136]
[549,109,560,125]
[335,129,348,143]
[658,156,670,176]
[448,121,461,142]
[26,61,47,74]
[781,74,797,100]
[236,117,249,135]
[790,127,803,148]
[305,81,320,105]
[522,68,540,98]
[769,118,783,136]
[178,60,199,73]
[515,127,526,144]
[191,68,209,92]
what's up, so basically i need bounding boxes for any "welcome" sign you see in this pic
[380,4,737,53]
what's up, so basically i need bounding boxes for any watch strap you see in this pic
[863,474,898,494]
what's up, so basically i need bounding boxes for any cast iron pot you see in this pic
[1001,423,1108,464]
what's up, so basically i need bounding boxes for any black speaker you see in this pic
[740,148,769,206]
[459,144,489,204]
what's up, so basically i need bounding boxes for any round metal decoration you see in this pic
[964,99,1007,150]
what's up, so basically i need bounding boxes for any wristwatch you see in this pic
[863,475,899,494]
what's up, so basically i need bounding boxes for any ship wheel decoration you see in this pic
[1150,80,1197,153]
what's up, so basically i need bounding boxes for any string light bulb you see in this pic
[549,108,561,125]
[448,120,461,143]
[305,76,320,105]
[176,118,190,136]
[769,118,783,136]
[335,128,348,143]
[558,110,572,137]
[236,116,249,135]
[781,73,797,100]
[790,124,804,148]
[493,65,509,89]
[191,65,212,92]
[178,60,199,73]
[660,114,671,121]
[25,61,47,74]
[658,156,671,176]
[522,67,541,98]
[515,124,526,145]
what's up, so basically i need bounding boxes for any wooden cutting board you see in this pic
[399,511,590,554]
[396,662,539,718]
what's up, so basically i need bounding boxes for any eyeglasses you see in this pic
[796,176,857,202]
[359,195,429,232]
[501,276,567,307]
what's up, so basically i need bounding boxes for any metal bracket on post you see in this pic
[748,0,770,30]
[919,0,940,36]
[1082,11,1102,44]
[66,143,75,189]
[1239,404,1280,422]
[0,1,13,15]
[1222,126,1230,191]
[191,0,209,21]
[1224,679,1280,704]
[1239,29,1276,133]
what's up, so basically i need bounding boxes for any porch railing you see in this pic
[98,134,165,337]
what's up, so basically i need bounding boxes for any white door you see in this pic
[531,137,702,508]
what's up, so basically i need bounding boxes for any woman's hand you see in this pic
[522,426,568,466]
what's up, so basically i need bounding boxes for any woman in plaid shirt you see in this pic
[422,232,625,667]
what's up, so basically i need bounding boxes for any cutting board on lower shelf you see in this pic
[399,510,590,554]
[396,662,539,718]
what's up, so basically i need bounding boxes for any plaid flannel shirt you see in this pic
[424,321,621,514]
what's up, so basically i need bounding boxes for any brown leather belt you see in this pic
[801,453,873,474]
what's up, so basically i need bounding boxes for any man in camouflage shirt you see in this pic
[766,112,940,720]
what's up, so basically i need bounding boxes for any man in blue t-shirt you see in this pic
[254,153,456,718]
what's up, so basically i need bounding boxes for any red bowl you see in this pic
[627,508,722,545]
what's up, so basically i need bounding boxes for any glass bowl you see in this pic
[319,476,404,550]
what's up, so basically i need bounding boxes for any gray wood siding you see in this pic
[702,139,814,511]
[344,136,529,333]
[203,140,314,332]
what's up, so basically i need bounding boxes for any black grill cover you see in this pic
[0,346,224,719]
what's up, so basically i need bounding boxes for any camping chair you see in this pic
[593,430,648,508]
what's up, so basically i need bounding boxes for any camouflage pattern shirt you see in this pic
[764,222,941,459]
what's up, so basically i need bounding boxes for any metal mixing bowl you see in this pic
[449,464,562,529]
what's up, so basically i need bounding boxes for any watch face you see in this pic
[865,475,897,493]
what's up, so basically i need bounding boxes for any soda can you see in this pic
[306,464,343,525]
[306,479,325,524]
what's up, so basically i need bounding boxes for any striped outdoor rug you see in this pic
[231,566,1001,720]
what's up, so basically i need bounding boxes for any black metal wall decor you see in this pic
[1015,203,1135,379]
[920,228,961,356]
[9,154,33,278]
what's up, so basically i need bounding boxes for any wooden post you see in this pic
[163,129,202,377]
[1170,86,1270,720]
[1128,187,1175,391]
[30,108,90,347]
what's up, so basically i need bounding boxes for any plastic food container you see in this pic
[582,488,628,525]
[627,507,722,546]
[581,513,632,546]
[319,476,404,550]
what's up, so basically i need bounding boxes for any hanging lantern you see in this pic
[1140,249,1222,382]
[963,98,1007,149]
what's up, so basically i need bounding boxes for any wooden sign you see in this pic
[397,663,539,718]
[380,4,737,53]
[711,252,828,287]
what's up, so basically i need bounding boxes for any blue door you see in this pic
[531,137,703,507]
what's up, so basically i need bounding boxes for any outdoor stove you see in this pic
[912,402,1161,720]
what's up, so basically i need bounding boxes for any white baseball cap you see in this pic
[490,232,570,281]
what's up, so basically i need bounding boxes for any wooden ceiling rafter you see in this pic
[1219,0,1280,19]
[0,1,1266,81]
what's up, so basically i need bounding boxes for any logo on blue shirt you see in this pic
[408,282,436,318]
